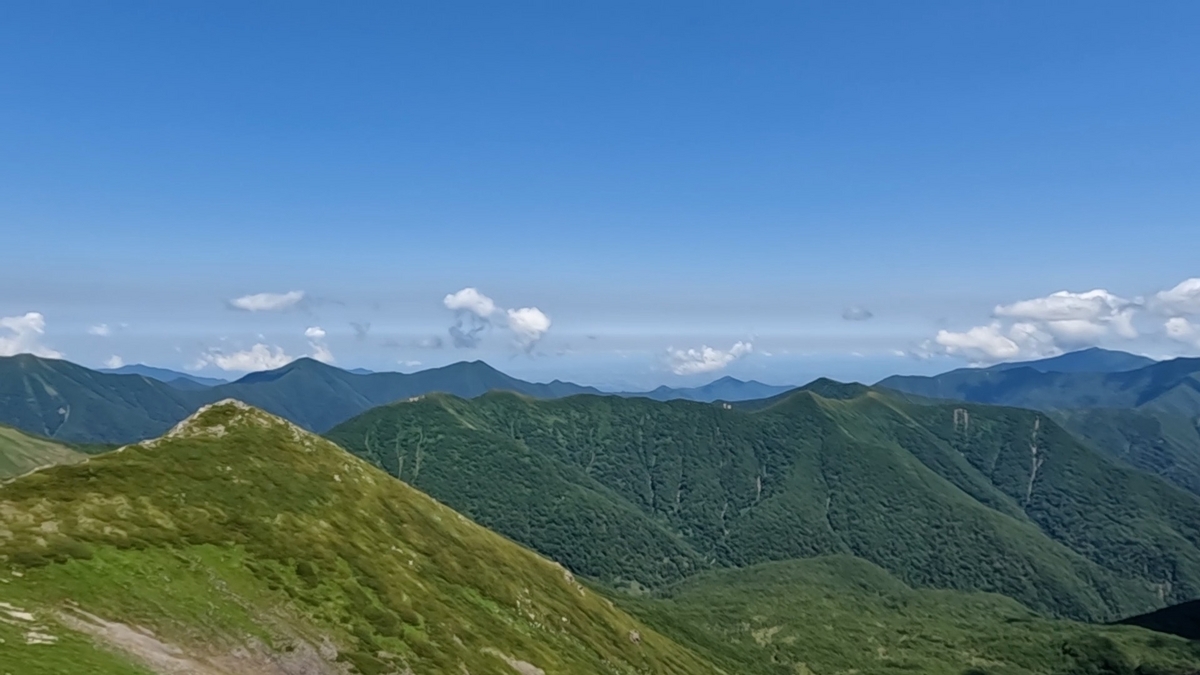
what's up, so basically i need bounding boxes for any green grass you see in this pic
[0,401,720,675]
[618,556,1200,675]
[0,424,84,479]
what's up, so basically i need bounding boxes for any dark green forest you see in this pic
[329,386,1200,622]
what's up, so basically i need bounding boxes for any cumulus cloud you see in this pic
[305,326,335,364]
[918,286,1155,364]
[1153,278,1200,317]
[927,322,1058,364]
[994,289,1138,345]
[842,306,874,321]
[1165,317,1200,349]
[443,288,497,317]
[104,355,125,369]
[444,287,496,348]
[666,341,753,375]
[441,287,553,351]
[506,307,552,351]
[0,312,63,358]
[228,290,306,312]
[88,323,112,337]
[193,344,294,372]
[399,360,422,368]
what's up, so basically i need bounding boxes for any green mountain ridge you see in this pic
[0,355,609,444]
[0,355,811,447]
[0,399,720,675]
[327,386,1200,623]
[878,356,1200,498]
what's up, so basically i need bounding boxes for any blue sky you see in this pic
[2,1,1199,388]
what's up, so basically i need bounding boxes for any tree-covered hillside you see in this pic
[621,556,1200,675]
[878,356,1200,498]
[328,387,1200,622]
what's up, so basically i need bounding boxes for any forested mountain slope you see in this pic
[878,355,1200,414]
[879,356,1200,498]
[621,556,1200,675]
[328,387,1200,622]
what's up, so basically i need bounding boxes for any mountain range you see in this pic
[616,375,794,402]
[326,383,1200,623]
[0,354,794,445]
[879,349,1200,497]
[98,363,229,387]
[983,347,1158,374]
[5,399,1198,675]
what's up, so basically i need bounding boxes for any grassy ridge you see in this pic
[0,400,720,675]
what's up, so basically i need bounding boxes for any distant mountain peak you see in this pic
[799,378,871,400]
[98,363,227,387]
[987,347,1155,374]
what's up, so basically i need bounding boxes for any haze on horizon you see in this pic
[2,2,1199,390]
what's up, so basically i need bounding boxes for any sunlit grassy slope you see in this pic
[0,423,84,479]
[0,400,719,675]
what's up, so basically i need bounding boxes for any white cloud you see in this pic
[305,326,335,364]
[667,341,753,375]
[1165,317,1200,349]
[917,286,1160,365]
[104,355,125,369]
[1153,278,1200,317]
[194,344,294,372]
[441,287,554,351]
[88,323,112,337]
[0,312,63,358]
[229,290,306,312]
[443,288,497,317]
[505,307,552,349]
[994,289,1138,345]
[928,321,1058,364]
[310,343,335,364]
[399,360,422,368]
